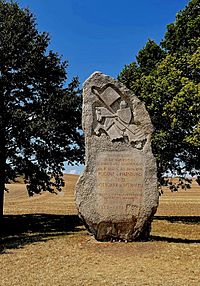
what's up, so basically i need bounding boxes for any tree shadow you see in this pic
[150,235,200,244]
[1,215,200,252]
[0,214,83,254]
[154,216,200,224]
[151,216,200,244]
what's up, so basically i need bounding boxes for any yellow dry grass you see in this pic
[4,174,78,215]
[1,175,200,286]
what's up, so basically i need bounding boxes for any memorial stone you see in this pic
[75,72,159,241]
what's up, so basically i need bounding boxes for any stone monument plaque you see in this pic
[75,72,159,241]
[96,151,144,217]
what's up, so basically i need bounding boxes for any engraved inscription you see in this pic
[96,151,144,216]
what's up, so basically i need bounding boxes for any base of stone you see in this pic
[81,217,153,242]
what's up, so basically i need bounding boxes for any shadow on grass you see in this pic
[1,215,200,252]
[0,214,83,254]
[151,216,200,244]
[150,235,200,244]
[154,216,200,224]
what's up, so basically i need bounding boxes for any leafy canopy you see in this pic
[118,0,200,190]
[0,0,83,203]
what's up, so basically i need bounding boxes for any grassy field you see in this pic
[1,174,200,286]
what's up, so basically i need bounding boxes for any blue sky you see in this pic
[17,0,189,174]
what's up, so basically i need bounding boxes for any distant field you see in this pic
[4,174,78,215]
[4,174,200,217]
[157,179,200,216]
[1,174,200,286]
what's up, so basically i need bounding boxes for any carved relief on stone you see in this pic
[92,85,146,146]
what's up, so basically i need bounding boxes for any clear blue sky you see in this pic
[17,0,189,174]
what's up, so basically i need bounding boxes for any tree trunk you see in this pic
[0,131,6,221]
[0,71,6,222]
[0,173,5,221]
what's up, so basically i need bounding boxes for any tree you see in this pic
[162,0,200,55]
[0,0,84,219]
[118,0,200,191]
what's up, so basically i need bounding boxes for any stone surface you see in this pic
[75,72,159,241]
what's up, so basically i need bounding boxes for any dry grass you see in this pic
[4,174,78,215]
[1,175,200,286]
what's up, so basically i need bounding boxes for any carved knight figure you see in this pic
[94,100,146,144]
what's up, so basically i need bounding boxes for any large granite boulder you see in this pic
[75,72,159,241]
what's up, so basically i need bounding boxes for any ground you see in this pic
[1,175,200,286]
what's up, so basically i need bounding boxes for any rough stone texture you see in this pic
[75,72,159,241]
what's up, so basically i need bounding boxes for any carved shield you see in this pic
[117,107,132,124]
[99,86,121,106]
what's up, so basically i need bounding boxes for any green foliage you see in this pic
[0,0,83,205]
[118,0,200,190]
[161,0,200,54]
[136,39,166,75]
